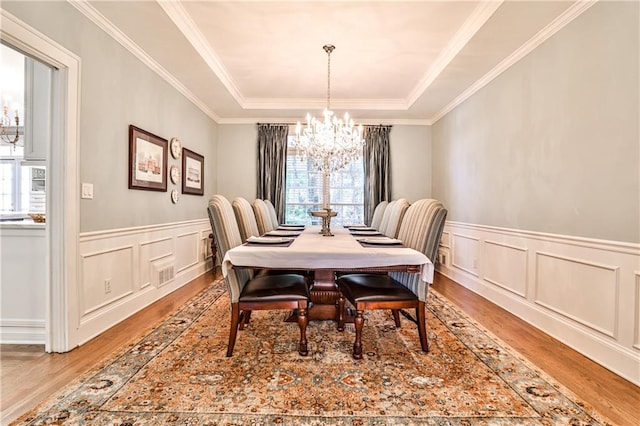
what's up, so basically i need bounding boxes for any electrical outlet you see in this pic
[104,279,111,294]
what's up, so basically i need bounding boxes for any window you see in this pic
[284,135,364,225]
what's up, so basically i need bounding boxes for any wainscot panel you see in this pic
[77,219,213,345]
[484,240,528,298]
[437,221,640,386]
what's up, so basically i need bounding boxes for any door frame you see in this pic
[1,9,81,352]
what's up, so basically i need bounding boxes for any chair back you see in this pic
[253,199,275,234]
[369,201,388,229]
[390,199,447,301]
[264,199,280,229]
[208,195,251,302]
[380,198,410,238]
[232,197,260,242]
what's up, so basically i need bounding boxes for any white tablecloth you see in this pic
[222,226,434,283]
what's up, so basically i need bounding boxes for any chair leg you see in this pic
[353,309,364,359]
[239,310,252,330]
[416,301,429,353]
[297,301,309,356]
[391,309,401,327]
[227,303,240,357]
[337,294,345,332]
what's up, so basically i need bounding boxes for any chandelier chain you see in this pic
[326,46,331,110]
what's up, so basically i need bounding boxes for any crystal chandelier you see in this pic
[294,45,364,174]
[0,105,20,145]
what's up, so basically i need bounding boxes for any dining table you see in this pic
[222,225,433,321]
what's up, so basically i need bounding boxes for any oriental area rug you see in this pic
[15,279,612,425]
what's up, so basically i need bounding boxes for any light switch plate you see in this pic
[81,183,93,199]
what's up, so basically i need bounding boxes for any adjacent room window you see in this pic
[0,44,48,217]
[284,135,364,225]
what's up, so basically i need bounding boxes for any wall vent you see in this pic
[152,257,175,288]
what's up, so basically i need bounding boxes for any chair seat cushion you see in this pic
[240,273,309,302]
[337,273,418,303]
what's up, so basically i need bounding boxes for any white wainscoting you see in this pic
[76,219,213,345]
[0,225,47,344]
[436,221,640,386]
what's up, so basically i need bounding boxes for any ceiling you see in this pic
[78,0,589,125]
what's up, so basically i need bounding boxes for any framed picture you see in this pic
[128,125,167,191]
[182,148,204,196]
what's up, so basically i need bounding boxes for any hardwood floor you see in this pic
[1,271,638,425]
[431,274,640,426]
[0,271,214,425]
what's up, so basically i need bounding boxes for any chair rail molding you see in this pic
[436,220,640,386]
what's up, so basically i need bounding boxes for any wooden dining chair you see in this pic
[336,199,448,359]
[253,199,276,235]
[208,194,310,357]
[232,197,261,242]
[380,198,410,238]
[369,200,388,229]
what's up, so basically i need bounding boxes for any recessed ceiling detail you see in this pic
[80,0,591,124]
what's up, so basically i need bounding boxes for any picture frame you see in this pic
[128,125,168,192]
[182,148,204,196]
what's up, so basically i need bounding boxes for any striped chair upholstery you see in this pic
[388,199,447,302]
[232,197,261,242]
[369,201,388,229]
[336,199,448,359]
[377,200,396,234]
[207,194,310,357]
[252,199,275,235]
[264,199,280,229]
[380,198,410,238]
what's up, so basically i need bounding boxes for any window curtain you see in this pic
[256,124,289,222]
[363,125,392,224]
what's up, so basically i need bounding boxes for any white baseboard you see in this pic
[436,221,640,386]
[0,319,46,344]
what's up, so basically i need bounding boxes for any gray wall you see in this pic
[4,1,218,232]
[217,124,431,203]
[431,1,639,243]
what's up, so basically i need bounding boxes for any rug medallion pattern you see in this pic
[15,279,611,425]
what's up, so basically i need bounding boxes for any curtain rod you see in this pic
[256,122,393,127]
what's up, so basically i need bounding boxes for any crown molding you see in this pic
[242,98,409,111]
[67,0,221,123]
[157,0,245,107]
[216,116,431,126]
[406,0,503,107]
[430,0,599,124]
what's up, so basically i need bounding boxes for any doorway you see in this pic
[1,10,81,352]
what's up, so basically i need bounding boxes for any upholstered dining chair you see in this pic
[377,200,396,236]
[253,199,276,235]
[232,197,261,242]
[380,198,410,238]
[264,199,280,229]
[336,199,448,359]
[234,197,314,284]
[369,201,389,229]
[208,194,310,357]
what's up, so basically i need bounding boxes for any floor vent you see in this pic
[152,257,175,288]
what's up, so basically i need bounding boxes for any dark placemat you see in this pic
[244,239,294,247]
[358,241,405,248]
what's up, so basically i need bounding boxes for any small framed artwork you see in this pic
[128,125,167,191]
[182,148,204,196]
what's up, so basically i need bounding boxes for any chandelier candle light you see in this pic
[0,105,20,145]
[295,45,364,235]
